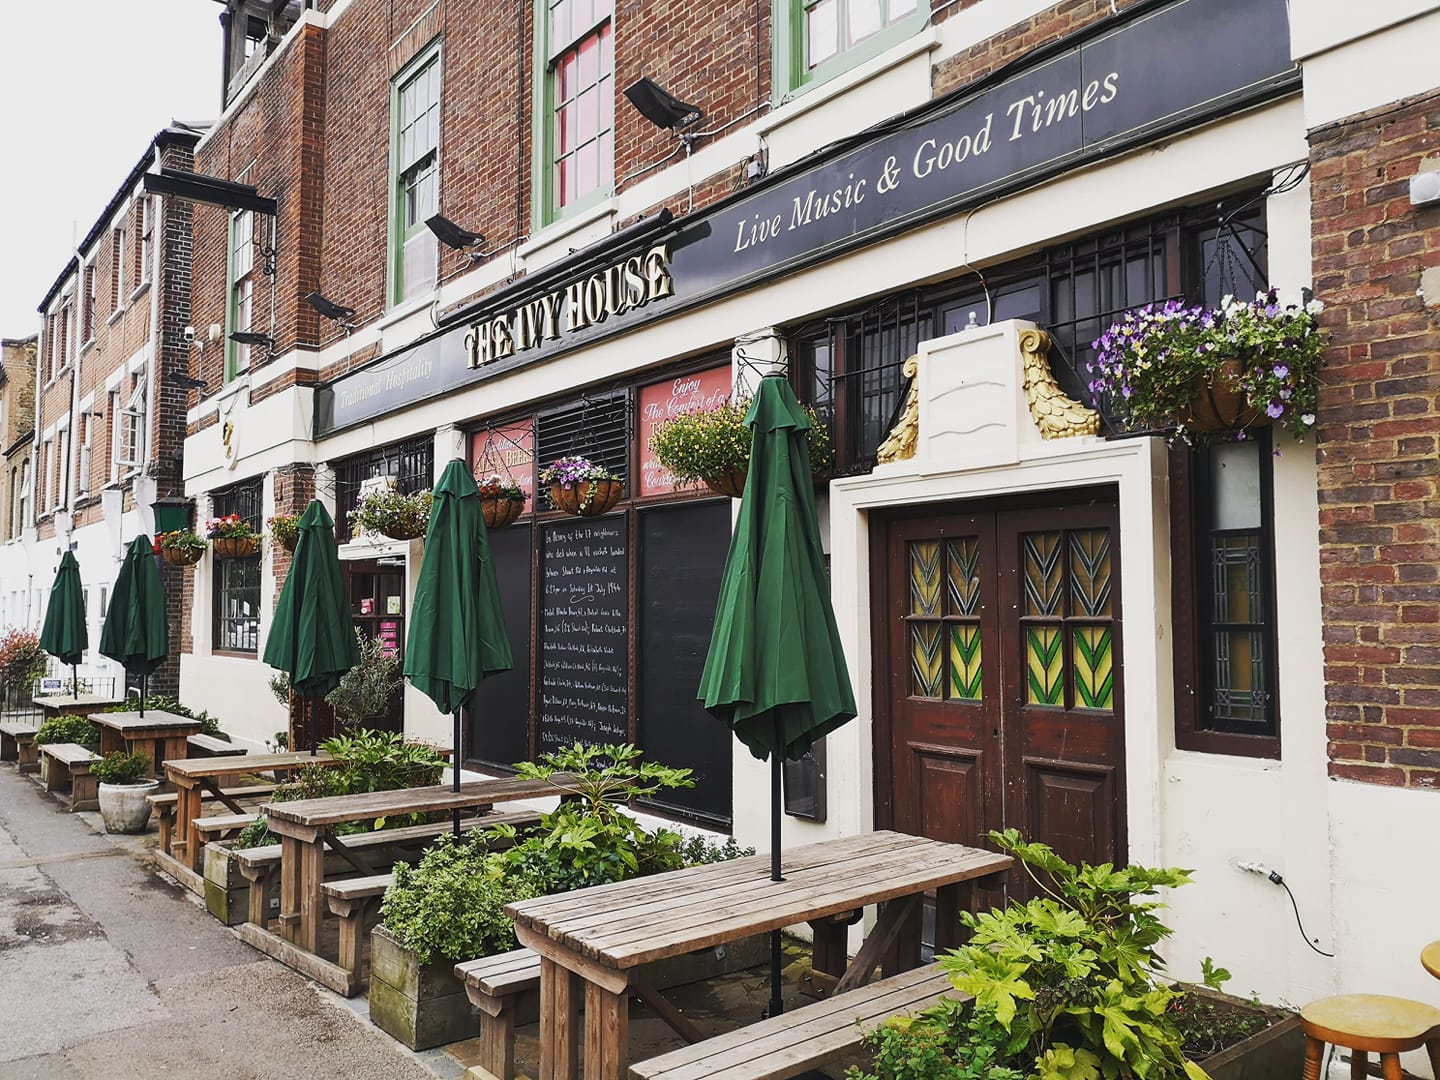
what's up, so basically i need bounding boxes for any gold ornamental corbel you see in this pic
[1020,328,1100,439]
[876,354,920,464]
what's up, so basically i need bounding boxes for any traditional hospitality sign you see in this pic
[315,0,1293,435]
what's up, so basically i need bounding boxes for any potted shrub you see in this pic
[207,513,261,558]
[0,627,49,704]
[474,472,528,529]
[352,488,433,541]
[34,714,102,788]
[268,513,301,553]
[93,750,160,834]
[154,529,208,565]
[1087,289,1325,442]
[649,397,832,498]
[849,829,1302,1080]
[539,455,624,516]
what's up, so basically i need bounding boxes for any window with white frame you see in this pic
[17,460,29,533]
[112,225,127,309]
[114,377,143,474]
[776,0,925,96]
[55,426,70,509]
[390,45,441,305]
[228,209,255,379]
[82,264,96,345]
[139,196,153,287]
[539,0,614,224]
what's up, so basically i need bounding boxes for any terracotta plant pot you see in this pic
[549,478,624,517]
[212,536,260,559]
[481,496,525,529]
[1176,359,1271,434]
[160,546,205,566]
[703,468,748,499]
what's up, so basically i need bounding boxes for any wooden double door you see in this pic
[876,494,1125,900]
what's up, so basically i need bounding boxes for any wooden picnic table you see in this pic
[91,710,202,776]
[259,774,568,957]
[161,750,339,875]
[32,693,124,720]
[507,829,1012,1080]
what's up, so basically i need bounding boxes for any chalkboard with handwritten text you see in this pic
[539,516,629,751]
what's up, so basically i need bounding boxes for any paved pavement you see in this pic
[0,764,453,1080]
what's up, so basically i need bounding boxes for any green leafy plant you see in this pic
[35,714,100,746]
[1088,290,1325,442]
[0,627,49,695]
[381,830,544,965]
[648,397,832,487]
[674,833,755,866]
[206,514,261,541]
[91,750,152,785]
[856,830,1218,1080]
[327,630,402,725]
[102,695,223,737]
[350,487,432,540]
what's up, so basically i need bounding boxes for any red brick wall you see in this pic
[1310,91,1440,790]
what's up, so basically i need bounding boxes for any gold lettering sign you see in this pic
[466,243,674,369]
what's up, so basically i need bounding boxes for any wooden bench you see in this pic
[454,949,543,1080]
[0,720,39,772]
[192,812,260,846]
[627,963,958,1080]
[186,733,247,757]
[39,743,101,812]
[149,784,276,856]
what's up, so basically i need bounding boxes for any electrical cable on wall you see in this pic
[1237,862,1335,958]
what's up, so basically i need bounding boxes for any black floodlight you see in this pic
[623,77,702,130]
[425,214,486,258]
[165,370,208,391]
[229,330,276,358]
[306,291,356,328]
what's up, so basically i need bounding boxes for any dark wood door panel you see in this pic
[1022,758,1118,871]
[906,742,985,848]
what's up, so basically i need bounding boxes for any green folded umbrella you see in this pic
[39,550,88,702]
[100,535,171,715]
[405,460,513,830]
[263,500,360,754]
[697,374,856,1019]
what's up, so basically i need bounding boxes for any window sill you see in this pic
[378,293,435,334]
[211,649,260,660]
[519,199,617,267]
[217,374,250,404]
[761,24,939,135]
[107,307,126,326]
[128,283,150,306]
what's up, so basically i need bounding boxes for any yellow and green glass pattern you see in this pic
[910,622,944,698]
[1026,626,1064,705]
[1023,531,1062,617]
[1073,625,1114,710]
[1070,529,1113,617]
[909,541,942,617]
[949,624,982,700]
[946,538,981,616]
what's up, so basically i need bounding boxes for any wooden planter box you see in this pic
[370,925,769,1052]
[1189,986,1304,1080]
[37,744,99,788]
[204,841,262,926]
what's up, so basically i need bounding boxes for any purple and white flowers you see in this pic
[539,455,616,488]
[1088,289,1325,442]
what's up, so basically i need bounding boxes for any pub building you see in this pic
[174,0,1440,1016]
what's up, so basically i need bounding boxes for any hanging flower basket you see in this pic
[160,545,204,566]
[268,514,301,553]
[212,536,260,559]
[548,478,625,517]
[703,468,748,499]
[1088,290,1325,443]
[475,473,528,529]
[481,497,525,529]
[351,489,433,542]
[154,530,207,565]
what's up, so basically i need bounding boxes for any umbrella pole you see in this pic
[140,674,146,717]
[309,696,316,756]
[768,714,785,1019]
[452,708,462,838]
[72,664,78,702]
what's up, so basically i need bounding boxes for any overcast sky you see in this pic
[0,2,220,338]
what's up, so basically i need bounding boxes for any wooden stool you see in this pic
[1300,994,1440,1080]
[1422,940,1440,982]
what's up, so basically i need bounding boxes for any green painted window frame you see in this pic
[388,41,443,308]
[772,0,927,100]
[225,208,254,383]
[531,0,615,230]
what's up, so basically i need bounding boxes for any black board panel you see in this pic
[538,516,629,752]
[638,501,733,825]
[468,523,533,770]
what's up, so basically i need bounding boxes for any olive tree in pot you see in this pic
[93,751,159,834]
